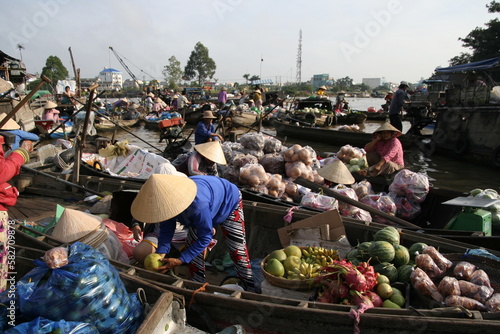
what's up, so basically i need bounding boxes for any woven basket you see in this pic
[261,254,313,291]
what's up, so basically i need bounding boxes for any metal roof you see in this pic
[250,79,273,85]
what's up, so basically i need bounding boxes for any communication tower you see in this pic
[296,30,302,84]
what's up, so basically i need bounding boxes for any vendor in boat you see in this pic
[359,122,404,177]
[153,97,167,116]
[194,110,223,144]
[0,113,39,151]
[124,103,140,120]
[0,132,30,293]
[217,86,228,109]
[131,174,256,291]
[42,101,60,123]
[317,85,328,97]
[389,81,410,131]
[145,92,154,113]
[317,158,355,187]
[173,141,226,177]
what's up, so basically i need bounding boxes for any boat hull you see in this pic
[273,119,416,148]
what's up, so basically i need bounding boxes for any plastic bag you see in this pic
[263,137,282,154]
[238,163,269,187]
[351,180,374,200]
[17,242,143,334]
[359,194,396,224]
[5,316,99,334]
[239,132,265,150]
[300,191,338,211]
[392,196,421,220]
[259,153,285,175]
[103,219,140,260]
[332,185,358,217]
[453,261,477,280]
[388,169,430,203]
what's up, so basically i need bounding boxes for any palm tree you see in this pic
[243,74,250,84]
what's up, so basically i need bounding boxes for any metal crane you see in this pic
[108,46,142,88]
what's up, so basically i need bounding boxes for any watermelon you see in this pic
[357,242,372,261]
[373,262,398,283]
[346,249,361,266]
[408,242,428,260]
[369,241,395,263]
[373,226,400,245]
[397,264,415,284]
[393,245,410,267]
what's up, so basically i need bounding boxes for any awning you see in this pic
[435,57,500,73]
[250,79,273,85]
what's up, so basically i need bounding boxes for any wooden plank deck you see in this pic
[8,194,92,222]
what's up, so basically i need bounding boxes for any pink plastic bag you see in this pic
[103,218,140,259]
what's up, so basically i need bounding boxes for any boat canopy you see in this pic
[435,56,500,73]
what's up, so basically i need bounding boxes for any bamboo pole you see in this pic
[0,75,51,129]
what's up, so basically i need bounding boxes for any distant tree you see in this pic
[41,55,68,90]
[243,74,250,84]
[184,42,216,87]
[249,75,260,82]
[335,77,353,90]
[162,56,183,89]
[451,1,500,64]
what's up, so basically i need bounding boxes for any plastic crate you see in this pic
[159,118,183,129]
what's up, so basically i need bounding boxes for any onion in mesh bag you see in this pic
[232,153,259,169]
[239,132,265,150]
[259,153,285,174]
[263,137,282,154]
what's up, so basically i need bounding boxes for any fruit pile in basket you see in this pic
[263,245,339,280]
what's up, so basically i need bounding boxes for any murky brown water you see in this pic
[108,97,500,194]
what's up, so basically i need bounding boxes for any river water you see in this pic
[104,97,500,193]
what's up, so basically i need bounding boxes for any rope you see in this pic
[188,282,209,309]
[53,152,74,171]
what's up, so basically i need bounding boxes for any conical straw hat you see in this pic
[374,122,402,137]
[317,159,355,185]
[131,174,197,223]
[80,223,109,248]
[44,101,58,109]
[202,110,217,119]
[0,113,20,130]
[0,78,12,93]
[51,208,102,243]
[154,98,162,103]
[194,141,227,165]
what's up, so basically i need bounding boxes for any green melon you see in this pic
[369,241,395,263]
[373,262,398,283]
[393,245,410,267]
[373,226,400,245]
[408,242,428,260]
[346,249,361,266]
[397,264,415,284]
[357,241,372,261]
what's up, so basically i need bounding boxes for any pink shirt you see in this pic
[365,137,404,166]
[42,108,60,122]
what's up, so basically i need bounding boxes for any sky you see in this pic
[1,0,497,86]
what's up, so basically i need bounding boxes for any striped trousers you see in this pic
[186,195,255,292]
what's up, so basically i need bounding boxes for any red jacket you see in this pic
[0,146,24,211]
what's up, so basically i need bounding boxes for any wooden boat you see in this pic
[336,111,367,125]
[273,119,418,149]
[12,200,500,334]
[94,116,140,133]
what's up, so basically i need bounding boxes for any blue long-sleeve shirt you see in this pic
[5,130,39,150]
[156,175,240,264]
[194,121,217,144]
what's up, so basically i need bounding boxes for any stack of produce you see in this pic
[336,145,365,165]
[468,188,500,228]
[238,163,270,191]
[331,184,372,222]
[411,246,500,311]
[16,243,143,333]
[388,169,430,220]
[266,174,286,198]
[345,227,415,285]
[351,180,374,200]
[263,245,339,281]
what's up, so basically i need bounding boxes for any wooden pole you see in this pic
[0,75,51,129]
[72,83,98,186]
[293,177,420,229]
[68,47,81,98]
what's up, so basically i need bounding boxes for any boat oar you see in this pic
[293,177,420,229]
[21,165,105,197]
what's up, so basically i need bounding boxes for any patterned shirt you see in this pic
[365,137,404,166]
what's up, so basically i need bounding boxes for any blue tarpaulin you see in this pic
[435,57,500,73]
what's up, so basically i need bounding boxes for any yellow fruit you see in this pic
[377,283,393,299]
[283,255,302,272]
[284,245,302,258]
[265,258,285,277]
[144,253,164,271]
[377,274,390,285]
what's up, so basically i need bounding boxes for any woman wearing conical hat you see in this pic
[173,141,227,177]
[131,174,256,292]
[42,101,60,123]
[359,122,404,177]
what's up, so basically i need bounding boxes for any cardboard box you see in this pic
[278,209,346,247]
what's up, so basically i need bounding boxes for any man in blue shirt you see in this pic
[131,174,255,292]
[389,81,410,132]
[194,110,223,144]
